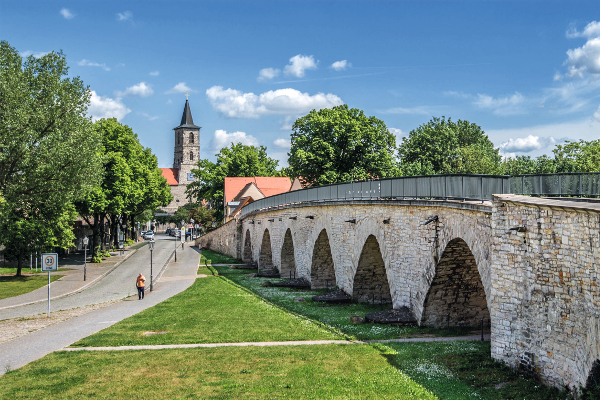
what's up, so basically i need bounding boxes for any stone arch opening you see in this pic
[352,235,391,304]
[259,229,274,269]
[243,230,252,263]
[310,229,336,289]
[421,238,490,327]
[280,229,296,278]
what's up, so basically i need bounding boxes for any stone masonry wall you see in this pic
[240,200,493,322]
[491,195,600,392]
[421,238,490,327]
[195,219,240,260]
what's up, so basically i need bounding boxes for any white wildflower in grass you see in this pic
[406,358,454,380]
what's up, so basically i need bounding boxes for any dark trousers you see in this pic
[137,286,145,299]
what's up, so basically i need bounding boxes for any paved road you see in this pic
[0,234,182,320]
[0,237,201,376]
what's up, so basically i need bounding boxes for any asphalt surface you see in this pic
[0,234,200,376]
[0,234,182,320]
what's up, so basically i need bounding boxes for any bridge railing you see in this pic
[240,173,600,218]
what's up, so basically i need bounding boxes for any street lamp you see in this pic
[149,239,155,291]
[83,236,89,281]
[190,218,195,240]
[181,219,185,245]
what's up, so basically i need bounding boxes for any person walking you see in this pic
[136,273,146,300]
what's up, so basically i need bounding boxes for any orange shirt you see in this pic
[136,275,146,287]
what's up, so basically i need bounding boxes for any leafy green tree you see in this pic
[288,105,398,186]
[0,41,102,275]
[553,140,600,173]
[501,155,556,175]
[76,119,172,257]
[187,143,280,221]
[398,117,501,175]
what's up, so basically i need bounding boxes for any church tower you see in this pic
[173,98,201,185]
[160,97,201,214]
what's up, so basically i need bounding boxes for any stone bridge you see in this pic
[197,194,600,394]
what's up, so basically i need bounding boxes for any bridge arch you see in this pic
[242,229,252,263]
[352,234,392,304]
[420,237,490,327]
[280,228,297,278]
[258,228,274,269]
[309,229,337,289]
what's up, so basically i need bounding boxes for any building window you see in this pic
[190,151,193,161]
[190,132,194,143]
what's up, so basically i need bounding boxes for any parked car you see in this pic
[142,230,154,240]
[165,228,172,235]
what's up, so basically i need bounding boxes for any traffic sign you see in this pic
[41,253,58,272]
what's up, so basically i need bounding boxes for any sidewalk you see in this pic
[0,247,140,311]
[0,244,201,376]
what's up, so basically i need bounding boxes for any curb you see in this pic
[0,247,140,311]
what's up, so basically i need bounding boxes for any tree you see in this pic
[397,117,501,175]
[75,119,172,258]
[288,105,398,186]
[186,143,280,221]
[553,139,600,173]
[0,41,102,275]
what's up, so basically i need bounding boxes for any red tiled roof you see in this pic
[224,177,292,204]
[160,168,179,185]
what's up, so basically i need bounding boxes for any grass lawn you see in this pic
[0,267,72,275]
[388,341,571,399]
[0,274,64,299]
[72,275,341,347]
[0,344,437,400]
[213,264,476,341]
[200,249,242,265]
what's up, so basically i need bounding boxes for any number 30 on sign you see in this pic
[41,253,58,272]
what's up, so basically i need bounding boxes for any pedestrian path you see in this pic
[61,334,491,352]
[0,248,138,311]
[0,242,201,376]
[0,236,176,320]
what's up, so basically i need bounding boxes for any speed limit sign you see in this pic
[41,253,58,272]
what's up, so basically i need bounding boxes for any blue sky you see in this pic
[2,1,600,168]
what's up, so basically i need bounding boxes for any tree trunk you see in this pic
[99,213,107,251]
[16,247,24,276]
[90,212,100,259]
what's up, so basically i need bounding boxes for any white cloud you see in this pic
[209,130,259,150]
[78,59,111,71]
[566,21,600,39]
[140,112,159,121]
[487,119,600,156]
[279,115,299,130]
[115,82,154,98]
[594,105,600,121]
[283,55,317,78]
[166,99,173,105]
[564,37,600,78]
[117,11,132,21]
[257,68,280,82]
[206,86,343,118]
[273,138,291,149]
[499,135,560,153]
[388,128,405,138]
[474,92,526,115]
[60,8,74,19]
[20,51,49,58]
[165,82,197,94]
[379,106,433,115]
[88,91,130,122]
[331,60,351,71]
[149,71,159,76]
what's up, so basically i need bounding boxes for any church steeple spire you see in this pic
[174,99,201,130]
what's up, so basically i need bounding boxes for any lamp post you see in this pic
[190,218,194,240]
[174,227,177,262]
[149,239,155,291]
[83,236,89,281]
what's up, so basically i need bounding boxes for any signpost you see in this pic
[180,227,185,248]
[41,253,58,317]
